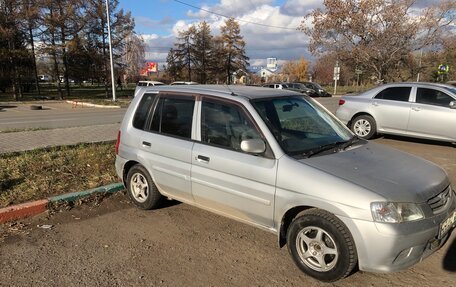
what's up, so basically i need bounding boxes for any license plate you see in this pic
[440,211,456,238]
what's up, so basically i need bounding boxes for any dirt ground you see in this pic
[1,137,455,287]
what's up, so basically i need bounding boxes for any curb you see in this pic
[66,100,121,109]
[0,183,124,224]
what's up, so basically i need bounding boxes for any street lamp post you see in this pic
[105,0,116,102]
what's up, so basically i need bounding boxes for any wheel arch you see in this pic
[278,205,315,248]
[122,160,140,185]
[348,112,375,128]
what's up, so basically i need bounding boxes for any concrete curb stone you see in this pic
[0,183,124,224]
[65,100,121,109]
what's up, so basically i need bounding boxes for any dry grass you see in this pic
[0,142,118,208]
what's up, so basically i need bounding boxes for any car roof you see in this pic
[139,84,301,99]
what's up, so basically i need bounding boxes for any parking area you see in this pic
[1,134,455,286]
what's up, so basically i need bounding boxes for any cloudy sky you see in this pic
[118,0,437,68]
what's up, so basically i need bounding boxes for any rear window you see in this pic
[374,87,411,102]
[137,82,147,86]
[133,93,157,129]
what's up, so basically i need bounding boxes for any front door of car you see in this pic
[407,87,456,142]
[191,98,277,229]
[140,94,196,202]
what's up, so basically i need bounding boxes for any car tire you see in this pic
[126,164,163,210]
[286,209,357,282]
[350,115,376,139]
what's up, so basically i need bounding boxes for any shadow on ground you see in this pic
[443,236,456,272]
[379,134,455,147]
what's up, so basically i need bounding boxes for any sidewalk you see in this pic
[0,123,120,154]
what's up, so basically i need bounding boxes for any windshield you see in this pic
[251,96,353,157]
[443,86,456,96]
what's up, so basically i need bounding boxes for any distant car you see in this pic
[263,83,288,89]
[116,84,455,282]
[447,81,456,87]
[300,82,332,97]
[136,80,165,87]
[284,82,319,97]
[170,81,199,85]
[134,81,165,97]
[336,82,456,143]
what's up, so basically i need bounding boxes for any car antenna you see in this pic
[224,84,238,96]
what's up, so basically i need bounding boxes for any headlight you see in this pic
[371,202,424,223]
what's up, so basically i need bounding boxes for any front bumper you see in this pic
[340,197,456,272]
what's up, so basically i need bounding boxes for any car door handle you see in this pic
[142,141,151,147]
[197,155,210,163]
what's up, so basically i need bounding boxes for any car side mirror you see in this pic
[240,139,266,154]
[449,101,456,109]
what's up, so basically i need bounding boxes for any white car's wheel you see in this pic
[351,115,376,139]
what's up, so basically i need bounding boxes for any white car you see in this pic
[134,81,165,97]
[336,82,456,143]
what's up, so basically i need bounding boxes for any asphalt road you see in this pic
[0,97,339,132]
[0,102,126,131]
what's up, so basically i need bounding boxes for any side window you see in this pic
[132,93,157,130]
[416,88,453,107]
[201,100,261,151]
[150,96,195,139]
[374,87,411,102]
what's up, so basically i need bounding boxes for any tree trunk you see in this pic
[58,3,70,97]
[28,23,40,95]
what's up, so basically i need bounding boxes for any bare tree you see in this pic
[302,0,456,82]
[122,32,145,83]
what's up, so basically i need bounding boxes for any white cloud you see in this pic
[187,0,274,19]
[280,0,323,16]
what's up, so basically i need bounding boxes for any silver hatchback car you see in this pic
[336,82,456,143]
[115,85,455,282]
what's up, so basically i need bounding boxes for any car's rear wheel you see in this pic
[351,115,376,139]
[287,209,357,282]
[126,164,163,210]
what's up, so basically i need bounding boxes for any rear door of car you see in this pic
[407,87,456,141]
[138,92,196,202]
[191,96,277,229]
[370,86,412,133]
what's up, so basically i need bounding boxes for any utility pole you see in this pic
[105,0,116,101]
[416,49,423,82]
[333,61,340,95]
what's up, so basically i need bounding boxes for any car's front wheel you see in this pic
[351,115,376,139]
[126,164,163,210]
[286,209,357,282]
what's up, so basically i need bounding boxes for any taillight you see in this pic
[115,131,121,155]
[338,99,345,105]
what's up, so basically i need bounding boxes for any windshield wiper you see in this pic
[339,135,362,150]
[301,142,341,158]
[301,136,362,158]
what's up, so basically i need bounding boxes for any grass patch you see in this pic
[0,142,118,208]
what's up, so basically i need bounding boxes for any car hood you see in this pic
[301,142,449,203]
